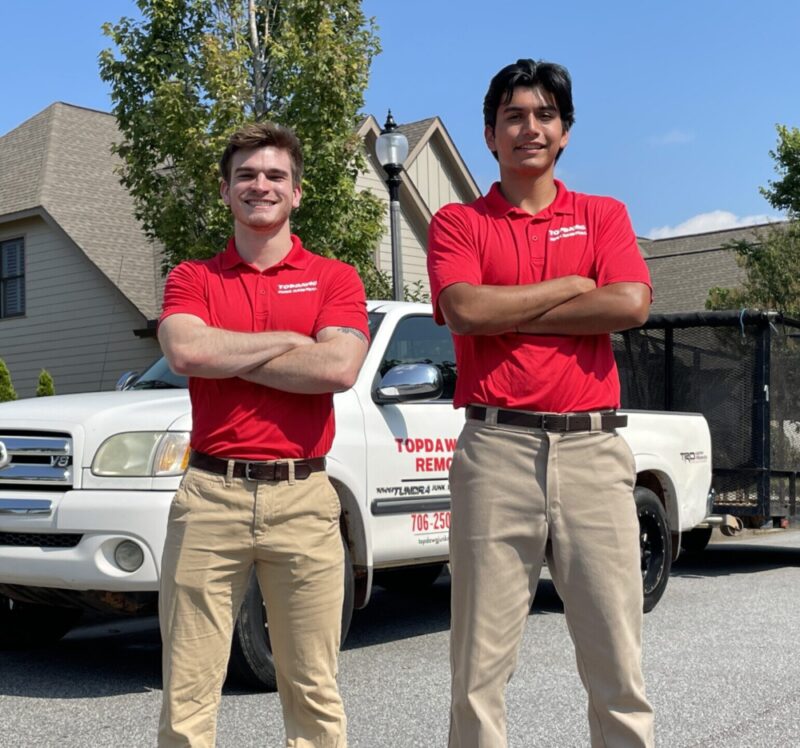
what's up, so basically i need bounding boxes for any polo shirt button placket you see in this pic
[256,276,269,324]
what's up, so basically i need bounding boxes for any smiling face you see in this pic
[220,146,301,232]
[485,85,570,179]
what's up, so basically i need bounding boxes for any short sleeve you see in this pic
[314,261,369,339]
[159,261,210,326]
[427,204,483,324]
[593,200,652,292]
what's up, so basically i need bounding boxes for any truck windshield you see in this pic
[129,314,384,391]
[130,357,187,389]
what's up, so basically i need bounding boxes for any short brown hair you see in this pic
[218,121,304,185]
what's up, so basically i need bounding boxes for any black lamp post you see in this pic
[375,111,409,301]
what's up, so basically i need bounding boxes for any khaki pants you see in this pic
[448,420,654,748]
[158,466,346,748]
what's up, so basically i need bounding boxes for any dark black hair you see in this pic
[483,58,575,132]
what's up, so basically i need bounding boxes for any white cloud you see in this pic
[647,210,778,240]
[646,130,695,146]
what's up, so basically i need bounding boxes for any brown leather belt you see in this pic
[465,405,627,432]
[189,451,326,481]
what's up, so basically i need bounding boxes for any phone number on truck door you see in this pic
[411,511,451,533]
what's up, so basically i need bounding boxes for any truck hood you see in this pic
[0,390,192,435]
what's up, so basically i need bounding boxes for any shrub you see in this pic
[36,369,56,397]
[0,359,17,402]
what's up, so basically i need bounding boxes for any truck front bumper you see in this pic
[0,489,174,592]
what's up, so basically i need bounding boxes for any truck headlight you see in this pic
[92,432,191,477]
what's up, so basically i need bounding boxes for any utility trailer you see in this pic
[613,310,800,551]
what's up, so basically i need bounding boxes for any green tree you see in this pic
[36,369,56,397]
[706,222,800,317]
[0,360,17,402]
[707,125,800,316]
[100,0,390,297]
[761,124,800,218]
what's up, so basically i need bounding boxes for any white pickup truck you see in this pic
[0,301,714,689]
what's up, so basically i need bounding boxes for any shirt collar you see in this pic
[219,234,309,271]
[484,179,575,219]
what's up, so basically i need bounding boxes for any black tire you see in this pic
[228,536,355,692]
[636,486,672,613]
[0,595,82,649]
[374,562,445,593]
[680,526,713,554]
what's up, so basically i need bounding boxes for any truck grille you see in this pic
[0,433,73,489]
[0,532,82,548]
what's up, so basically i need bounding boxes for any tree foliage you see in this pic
[707,124,800,317]
[100,0,390,297]
[36,370,56,397]
[761,124,800,218]
[706,223,800,317]
[0,360,16,402]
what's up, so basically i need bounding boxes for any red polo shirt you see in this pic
[160,236,368,459]
[427,181,651,412]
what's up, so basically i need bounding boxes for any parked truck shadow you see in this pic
[345,570,564,651]
[0,615,162,698]
[672,539,800,579]
[8,540,793,699]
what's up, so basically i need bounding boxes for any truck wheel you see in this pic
[0,595,82,648]
[374,562,445,592]
[636,487,672,613]
[228,535,355,692]
[680,526,713,554]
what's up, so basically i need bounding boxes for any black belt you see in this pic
[465,405,627,432]
[189,451,326,481]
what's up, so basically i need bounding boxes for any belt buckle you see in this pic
[245,461,274,481]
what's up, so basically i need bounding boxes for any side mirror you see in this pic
[115,370,139,391]
[373,363,443,404]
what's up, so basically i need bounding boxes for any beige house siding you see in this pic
[0,215,161,398]
[376,214,428,293]
[356,162,428,294]
[405,140,466,215]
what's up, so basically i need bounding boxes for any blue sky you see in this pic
[2,0,799,238]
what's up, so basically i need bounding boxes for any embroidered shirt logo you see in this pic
[277,280,318,295]
[548,224,587,241]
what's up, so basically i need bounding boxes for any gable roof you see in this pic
[643,221,786,313]
[0,103,163,319]
[358,114,480,242]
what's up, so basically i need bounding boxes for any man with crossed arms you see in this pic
[158,121,367,747]
[428,59,655,747]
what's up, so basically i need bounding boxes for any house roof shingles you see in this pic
[397,118,437,158]
[0,103,163,319]
[643,222,784,314]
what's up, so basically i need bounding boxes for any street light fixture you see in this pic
[375,110,409,301]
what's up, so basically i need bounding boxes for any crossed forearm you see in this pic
[239,330,367,394]
[160,315,314,379]
[516,283,650,335]
[238,343,351,393]
[440,275,596,336]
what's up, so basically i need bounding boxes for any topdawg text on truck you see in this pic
[0,301,714,690]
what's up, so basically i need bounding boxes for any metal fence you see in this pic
[612,311,800,519]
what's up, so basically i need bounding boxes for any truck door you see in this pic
[363,313,464,568]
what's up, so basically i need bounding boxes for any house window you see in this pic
[0,238,25,318]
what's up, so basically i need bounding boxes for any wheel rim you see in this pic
[639,507,666,595]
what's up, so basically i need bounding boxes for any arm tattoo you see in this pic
[337,327,368,344]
